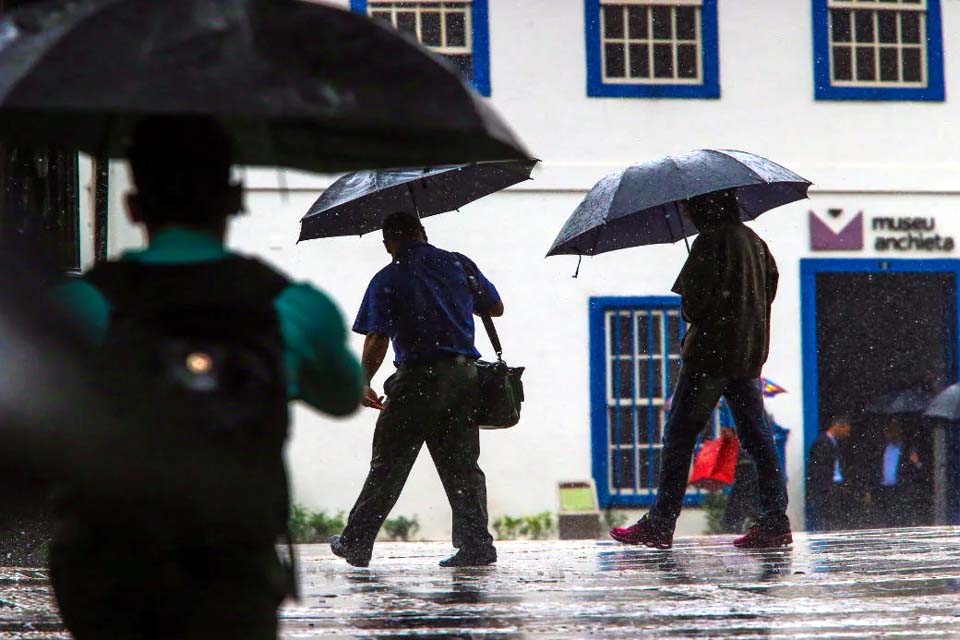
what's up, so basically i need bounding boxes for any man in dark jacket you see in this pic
[610,189,790,549]
[330,212,502,568]
[807,417,853,531]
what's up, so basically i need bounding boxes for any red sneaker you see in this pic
[610,514,673,549]
[733,519,793,549]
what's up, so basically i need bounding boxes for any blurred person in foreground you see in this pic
[807,416,853,531]
[610,189,790,549]
[50,116,363,639]
[330,212,502,568]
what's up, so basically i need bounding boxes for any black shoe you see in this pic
[330,535,370,568]
[439,546,497,567]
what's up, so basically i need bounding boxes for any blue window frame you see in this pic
[590,296,717,508]
[812,0,944,101]
[351,0,491,96]
[584,0,719,99]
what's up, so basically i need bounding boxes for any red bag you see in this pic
[689,428,740,491]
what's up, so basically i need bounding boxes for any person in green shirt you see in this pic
[50,116,363,640]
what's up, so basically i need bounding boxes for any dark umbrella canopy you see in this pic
[0,0,528,172]
[546,149,811,257]
[299,159,538,241]
[866,389,934,415]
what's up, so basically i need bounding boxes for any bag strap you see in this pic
[457,254,503,361]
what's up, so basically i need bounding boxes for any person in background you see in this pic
[610,189,790,550]
[51,117,363,639]
[867,421,925,528]
[807,416,853,531]
[331,212,502,568]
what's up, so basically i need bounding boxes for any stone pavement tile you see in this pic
[284,527,960,639]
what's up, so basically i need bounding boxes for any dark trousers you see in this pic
[650,372,788,529]
[342,359,494,556]
[810,483,851,531]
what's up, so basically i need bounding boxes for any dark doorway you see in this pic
[814,271,955,529]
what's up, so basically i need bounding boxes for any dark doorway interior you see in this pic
[815,272,956,529]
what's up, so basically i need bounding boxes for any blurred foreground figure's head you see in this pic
[126,116,242,236]
[382,211,427,256]
[826,416,853,439]
[685,189,740,231]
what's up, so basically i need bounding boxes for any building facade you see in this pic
[80,0,960,537]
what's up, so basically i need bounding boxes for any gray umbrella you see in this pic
[924,384,960,421]
[546,149,811,258]
[866,389,934,415]
[0,0,528,173]
[298,159,538,241]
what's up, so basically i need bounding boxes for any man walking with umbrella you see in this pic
[610,189,791,549]
[331,212,502,568]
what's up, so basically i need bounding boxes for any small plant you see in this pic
[492,512,556,540]
[522,512,554,540]
[288,504,346,543]
[382,515,420,542]
[492,515,525,540]
[703,492,728,535]
[602,509,629,529]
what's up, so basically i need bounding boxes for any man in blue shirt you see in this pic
[331,212,503,568]
[872,421,925,527]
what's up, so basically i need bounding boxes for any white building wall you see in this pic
[101,0,960,537]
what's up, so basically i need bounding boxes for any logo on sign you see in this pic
[809,209,864,251]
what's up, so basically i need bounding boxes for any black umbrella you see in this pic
[298,159,538,241]
[866,389,934,415]
[546,149,810,259]
[0,0,528,172]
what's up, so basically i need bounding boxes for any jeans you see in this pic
[650,372,788,529]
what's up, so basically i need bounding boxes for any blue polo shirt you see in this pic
[354,243,500,366]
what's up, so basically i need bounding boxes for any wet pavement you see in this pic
[288,527,960,639]
[2,527,960,638]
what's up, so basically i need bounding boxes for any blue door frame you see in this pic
[800,258,960,527]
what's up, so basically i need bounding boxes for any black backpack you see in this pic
[81,257,292,546]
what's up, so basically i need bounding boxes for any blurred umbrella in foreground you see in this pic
[0,0,528,172]
[545,150,810,263]
[866,389,934,415]
[298,159,538,241]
